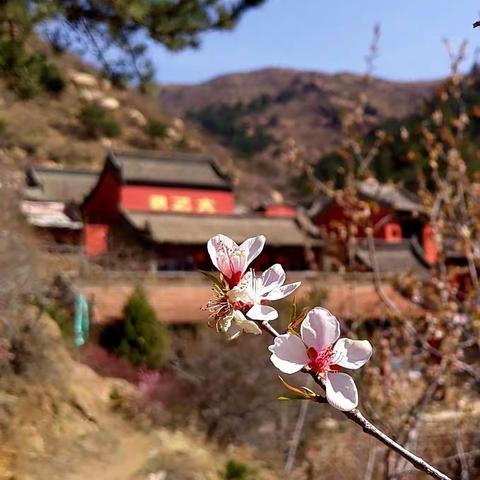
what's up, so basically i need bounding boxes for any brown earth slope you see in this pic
[0,50,439,207]
[159,68,438,155]
[0,47,218,172]
[159,68,439,203]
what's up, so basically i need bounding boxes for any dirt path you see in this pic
[66,420,159,480]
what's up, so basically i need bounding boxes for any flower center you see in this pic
[307,346,340,375]
[206,293,233,322]
[227,270,242,288]
[205,281,253,331]
[226,276,254,308]
[216,241,247,287]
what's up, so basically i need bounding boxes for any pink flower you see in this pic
[268,307,372,411]
[207,234,265,287]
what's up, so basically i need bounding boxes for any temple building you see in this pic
[21,149,308,270]
[22,166,99,244]
[21,150,439,275]
[81,149,307,270]
[297,178,434,275]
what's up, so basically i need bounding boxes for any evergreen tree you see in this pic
[100,288,170,369]
[0,1,267,87]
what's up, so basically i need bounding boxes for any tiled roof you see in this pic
[108,149,231,190]
[357,179,423,213]
[355,241,430,276]
[21,201,83,229]
[305,179,423,219]
[24,167,98,203]
[122,210,306,246]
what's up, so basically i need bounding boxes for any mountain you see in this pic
[0,49,439,206]
[158,68,439,202]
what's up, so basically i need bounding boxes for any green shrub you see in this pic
[176,136,191,151]
[144,119,168,139]
[189,103,273,157]
[100,288,170,369]
[46,302,73,340]
[15,68,42,99]
[101,117,122,138]
[224,460,251,480]
[79,104,122,138]
[40,62,66,93]
[0,44,65,98]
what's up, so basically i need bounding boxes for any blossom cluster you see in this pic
[205,234,372,412]
[206,234,300,338]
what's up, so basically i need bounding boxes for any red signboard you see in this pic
[264,205,296,217]
[120,186,234,214]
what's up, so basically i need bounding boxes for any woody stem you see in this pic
[259,323,452,480]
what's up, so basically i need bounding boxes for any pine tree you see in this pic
[100,288,170,369]
[0,1,267,86]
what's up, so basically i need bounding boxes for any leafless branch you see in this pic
[284,377,312,474]
[259,323,452,480]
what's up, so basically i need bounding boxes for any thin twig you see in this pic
[284,378,312,474]
[307,371,452,480]
[456,435,470,480]
[364,446,382,480]
[390,449,480,478]
[343,408,450,480]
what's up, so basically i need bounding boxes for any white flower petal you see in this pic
[233,311,262,335]
[325,372,358,411]
[269,333,309,374]
[260,264,286,294]
[300,307,340,350]
[216,313,233,333]
[333,339,372,370]
[207,234,237,270]
[246,304,278,321]
[225,321,242,341]
[207,234,239,278]
[265,281,301,301]
[240,235,266,272]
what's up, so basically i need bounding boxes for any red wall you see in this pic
[422,225,438,264]
[120,185,234,214]
[314,202,400,240]
[84,224,110,256]
[83,170,121,223]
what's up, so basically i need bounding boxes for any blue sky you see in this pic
[148,0,480,85]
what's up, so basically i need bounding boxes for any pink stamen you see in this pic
[307,346,340,375]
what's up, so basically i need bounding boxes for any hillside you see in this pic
[158,68,438,200]
[0,45,232,177]
[0,309,276,480]
[310,65,480,189]
[0,49,440,206]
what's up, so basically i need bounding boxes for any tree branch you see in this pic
[308,371,452,480]
[260,322,452,480]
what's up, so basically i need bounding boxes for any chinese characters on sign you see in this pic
[150,195,168,211]
[149,195,217,214]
